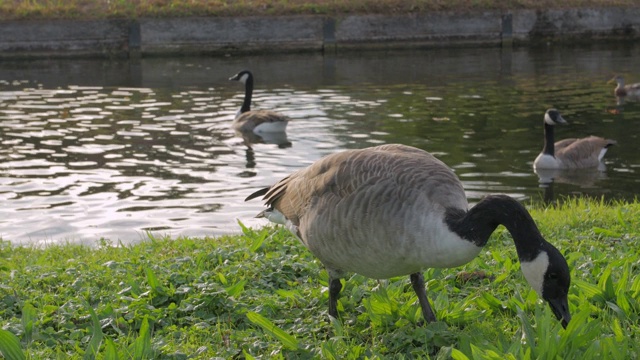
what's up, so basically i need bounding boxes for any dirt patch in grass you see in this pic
[1,0,638,21]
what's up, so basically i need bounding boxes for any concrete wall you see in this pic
[0,7,638,59]
[139,16,325,55]
[0,19,131,58]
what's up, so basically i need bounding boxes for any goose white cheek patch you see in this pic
[544,112,555,125]
[520,251,550,297]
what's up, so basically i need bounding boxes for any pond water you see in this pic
[1,43,639,245]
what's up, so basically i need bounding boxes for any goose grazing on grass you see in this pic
[229,70,289,134]
[609,75,640,97]
[533,109,617,170]
[246,144,572,328]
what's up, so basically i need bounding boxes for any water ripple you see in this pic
[1,48,640,245]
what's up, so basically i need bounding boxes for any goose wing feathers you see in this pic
[250,144,467,228]
[555,136,617,167]
[233,110,289,133]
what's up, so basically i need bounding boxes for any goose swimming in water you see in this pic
[229,70,289,134]
[246,144,572,328]
[533,109,616,170]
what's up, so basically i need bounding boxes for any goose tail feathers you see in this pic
[245,187,270,202]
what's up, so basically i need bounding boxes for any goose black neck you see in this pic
[542,122,555,156]
[241,75,254,114]
[445,194,545,262]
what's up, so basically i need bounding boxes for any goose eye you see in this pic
[547,272,558,280]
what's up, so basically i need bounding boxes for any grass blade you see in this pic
[0,329,26,360]
[516,307,537,358]
[246,311,299,350]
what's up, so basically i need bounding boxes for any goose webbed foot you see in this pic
[410,272,437,324]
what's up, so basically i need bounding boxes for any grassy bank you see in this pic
[1,0,639,20]
[1,198,639,359]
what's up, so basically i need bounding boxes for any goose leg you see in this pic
[410,272,437,323]
[328,276,343,318]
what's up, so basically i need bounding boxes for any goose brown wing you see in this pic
[250,144,467,227]
[554,138,578,152]
[555,136,617,167]
[234,110,289,132]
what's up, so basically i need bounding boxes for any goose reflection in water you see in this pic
[236,128,292,150]
[535,165,609,203]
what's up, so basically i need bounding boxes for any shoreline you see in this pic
[1,7,639,59]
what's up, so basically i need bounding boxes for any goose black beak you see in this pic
[547,297,571,329]
[556,115,568,125]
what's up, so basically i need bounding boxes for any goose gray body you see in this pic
[246,144,572,327]
[229,70,289,134]
[534,109,616,170]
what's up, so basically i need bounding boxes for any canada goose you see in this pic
[229,70,289,134]
[246,144,572,328]
[533,109,616,170]
[609,75,640,97]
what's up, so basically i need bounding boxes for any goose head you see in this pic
[520,243,571,328]
[229,70,255,116]
[229,70,253,84]
[544,108,567,126]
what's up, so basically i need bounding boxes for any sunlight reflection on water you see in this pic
[1,45,639,245]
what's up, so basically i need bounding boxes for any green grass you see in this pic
[1,198,639,359]
[1,0,639,20]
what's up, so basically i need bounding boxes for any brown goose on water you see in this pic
[229,70,289,134]
[534,109,616,170]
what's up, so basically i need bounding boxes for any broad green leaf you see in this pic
[133,317,152,359]
[104,338,120,360]
[450,348,470,360]
[83,307,104,360]
[574,279,605,301]
[249,231,268,252]
[611,318,624,342]
[598,265,615,299]
[217,272,228,285]
[243,350,256,360]
[225,280,246,297]
[480,292,503,311]
[616,208,630,230]
[329,314,344,337]
[21,302,37,344]
[237,220,253,237]
[246,312,299,350]
[615,291,631,315]
[145,267,167,296]
[0,329,26,360]
[592,227,621,237]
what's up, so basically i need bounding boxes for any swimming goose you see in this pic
[533,109,616,170]
[246,144,572,328]
[229,70,289,134]
[609,75,640,97]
